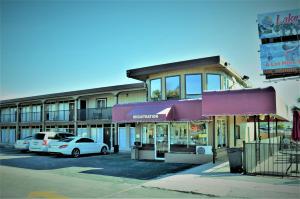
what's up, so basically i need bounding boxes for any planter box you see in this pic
[165,153,212,164]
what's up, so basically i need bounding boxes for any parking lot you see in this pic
[0,147,195,180]
[0,147,202,198]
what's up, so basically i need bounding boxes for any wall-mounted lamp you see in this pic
[242,75,249,81]
[259,115,265,121]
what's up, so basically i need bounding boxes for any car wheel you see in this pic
[101,146,108,155]
[72,148,80,158]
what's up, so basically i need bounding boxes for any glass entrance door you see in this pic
[155,124,169,159]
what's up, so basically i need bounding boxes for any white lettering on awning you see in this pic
[132,114,159,119]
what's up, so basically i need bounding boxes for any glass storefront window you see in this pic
[166,76,180,99]
[150,79,162,100]
[189,122,208,146]
[207,74,221,91]
[170,123,188,145]
[142,124,155,144]
[217,120,226,147]
[185,74,202,99]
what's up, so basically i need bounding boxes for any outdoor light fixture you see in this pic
[259,114,265,121]
[242,75,249,81]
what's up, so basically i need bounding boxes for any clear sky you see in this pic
[1,0,299,108]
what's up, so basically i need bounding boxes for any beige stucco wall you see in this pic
[118,90,146,104]
[138,150,155,160]
[80,94,116,109]
[227,116,255,147]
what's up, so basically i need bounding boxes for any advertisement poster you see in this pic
[258,9,300,39]
[260,41,300,70]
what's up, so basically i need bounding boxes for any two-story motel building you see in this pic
[0,56,289,164]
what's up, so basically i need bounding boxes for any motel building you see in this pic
[0,56,289,164]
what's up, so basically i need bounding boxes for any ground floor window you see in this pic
[142,123,155,145]
[217,119,226,147]
[189,122,208,146]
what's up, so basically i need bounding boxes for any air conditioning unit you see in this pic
[196,146,213,155]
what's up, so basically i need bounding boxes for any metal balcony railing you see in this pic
[45,110,74,121]
[77,107,112,121]
[19,112,42,122]
[0,114,17,123]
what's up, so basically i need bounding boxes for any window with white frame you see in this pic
[97,98,107,108]
[189,122,208,146]
[142,123,155,144]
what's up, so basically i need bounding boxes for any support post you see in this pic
[254,115,257,141]
[234,115,236,147]
[267,115,270,139]
[16,103,20,140]
[42,101,45,132]
[212,116,216,164]
[275,118,278,137]
[258,117,261,141]
[74,98,78,136]
[243,140,246,174]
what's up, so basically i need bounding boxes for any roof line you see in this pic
[0,82,145,105]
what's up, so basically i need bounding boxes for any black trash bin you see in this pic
[114,145,119,153]
[227,148,243,173]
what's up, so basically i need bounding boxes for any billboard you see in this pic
[260,41,300,70]
[258,9,300,39]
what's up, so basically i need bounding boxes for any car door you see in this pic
[75,138,88,154]
[85,138,98,153]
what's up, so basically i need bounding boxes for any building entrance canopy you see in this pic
[113,87,289,123]
[112,99,205,123]
[202,87,289,121]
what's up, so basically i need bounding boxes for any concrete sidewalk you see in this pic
[143,161,300,198]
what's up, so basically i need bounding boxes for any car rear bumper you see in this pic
[29,146,48,152]
[14,144,29,150]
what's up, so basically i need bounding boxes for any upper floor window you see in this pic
[166,76,180,100]
[207,74,221,91]
[150,78,162,100]
[97,98,107,108]
[185,74,202,99]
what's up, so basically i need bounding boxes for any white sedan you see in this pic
[14,136,33,152]
[48,137,109,158]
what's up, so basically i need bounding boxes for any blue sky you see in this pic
[0,0,299,107]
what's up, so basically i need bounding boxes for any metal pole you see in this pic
[267,115,270,139]
[243,140,246,174]
[258,117,261,141]
[234,115,236,147]
[254,115,257,141]
[213,116,216,164]
[275,118,278,137]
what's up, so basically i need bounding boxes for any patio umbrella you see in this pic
[291,110,300,142]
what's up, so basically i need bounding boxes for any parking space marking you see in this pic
[28,191,69,199]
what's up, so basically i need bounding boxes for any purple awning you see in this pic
[202,87,279,116]
[112,99,205,123]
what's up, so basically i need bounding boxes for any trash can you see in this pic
[131,146,140,160]
[227,147,243,173]
[113,145,119,153]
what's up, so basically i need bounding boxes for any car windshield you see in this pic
[34,133,45,140]
[59,138,74,142]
